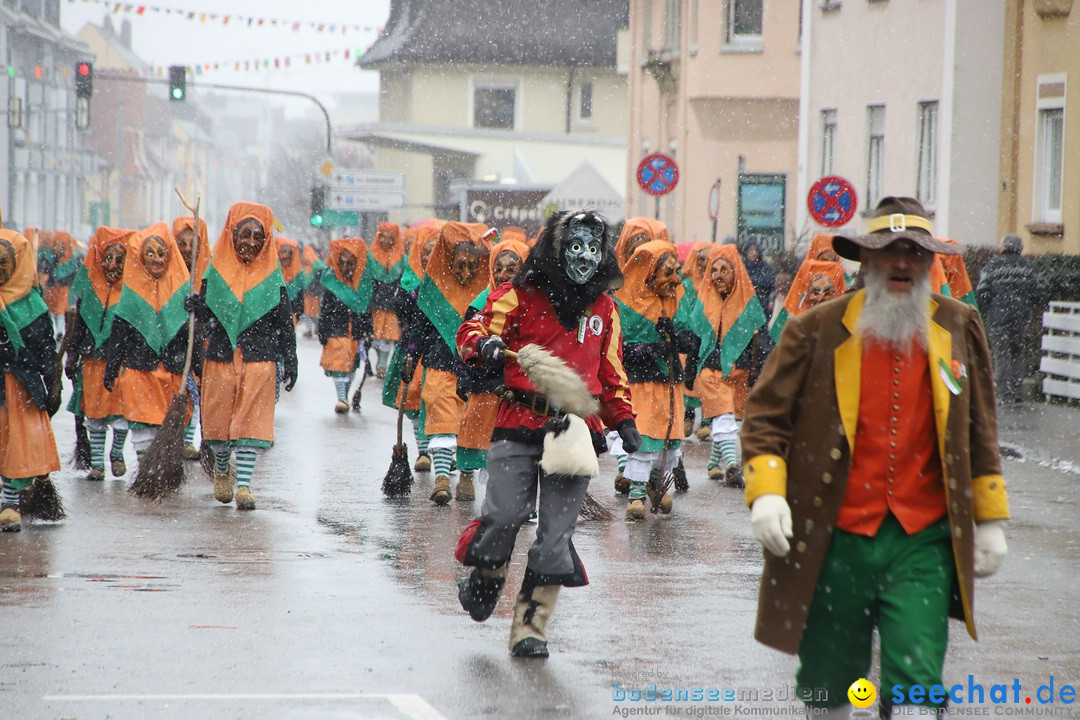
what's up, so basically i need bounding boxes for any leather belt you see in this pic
[495,386,565,418]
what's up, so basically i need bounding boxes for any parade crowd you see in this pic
[0,196,1019,717]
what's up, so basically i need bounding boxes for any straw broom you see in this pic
[129,188,200,499]
[382,357,415,497]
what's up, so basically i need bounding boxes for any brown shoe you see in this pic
[182,444,201,461]
[85,467,105,482]
[613,471,630,495]
[235,486,256,510]
[213,472,234,504]
[625,498,646,521]
[455,472,475,501]
[708,465,723,481]
[0,505,21,532]
[431,475,452,506]
[414,454,431,472]
[111,457,127,477]
[334,401,349,414]
[696,425,711,441]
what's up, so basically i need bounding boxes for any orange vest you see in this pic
[837,340,946,536]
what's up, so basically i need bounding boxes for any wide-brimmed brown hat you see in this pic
[832,196,961,261]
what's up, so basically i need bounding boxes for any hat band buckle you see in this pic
[888,213,907,232]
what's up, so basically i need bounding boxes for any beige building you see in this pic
[1000,0,1080,255]
[350,0,629,231]
[627,0,801,249]
[800,0,1005,249]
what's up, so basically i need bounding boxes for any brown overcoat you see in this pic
[741,289,1010,655]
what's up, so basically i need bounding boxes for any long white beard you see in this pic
[857,267,931,349]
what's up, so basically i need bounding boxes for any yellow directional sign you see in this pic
[320,162,334,178]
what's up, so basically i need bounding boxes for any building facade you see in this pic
[350,0,629,228]
[627,0,801,249]
[800,0,1004,249]
[1000,0,1080,255]
[1,0,94,234]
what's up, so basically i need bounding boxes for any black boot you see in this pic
[457,565,507,622]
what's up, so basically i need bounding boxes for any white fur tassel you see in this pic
[541,414,600,478]
[515,343,599,418]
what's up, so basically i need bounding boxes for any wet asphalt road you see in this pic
[1,334,1078,719]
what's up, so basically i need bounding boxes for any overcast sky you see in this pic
[60,0,392,106]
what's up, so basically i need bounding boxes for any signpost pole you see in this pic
[654,196,660,220]
[712,217,717,243]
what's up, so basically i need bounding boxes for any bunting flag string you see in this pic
[68,0,384,35]
[147,46,366,77]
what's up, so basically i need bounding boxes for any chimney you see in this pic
[120,19,132,48]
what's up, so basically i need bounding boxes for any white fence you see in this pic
[1041,301,1080,401]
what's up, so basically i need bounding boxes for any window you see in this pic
[916,101,938,207]
[728,0,763,43]
[1034,75,1065,224]
[820,108,837,177]
[578,81,593,122]
[865,104,885,209]
[473,83,516,130]
[663,0,682,52]
[1037,108,1064,222]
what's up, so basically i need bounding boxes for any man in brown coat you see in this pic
[741,197,1010,719]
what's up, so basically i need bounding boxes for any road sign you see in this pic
[318,209,360,227]
[637,153,680,196]
[807,175,857,227]
[708,180,721,220]
[327,168,405,211]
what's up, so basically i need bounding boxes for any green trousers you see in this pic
[797,513,953,711]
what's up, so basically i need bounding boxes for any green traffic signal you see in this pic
[168,66,186,102]
[310,213,324,227]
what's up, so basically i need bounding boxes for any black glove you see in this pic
[184,293,209,321]
[65,358,80,381]
[477,335,507,365]
[656,316,677,344]
[47,390,62,418]
[103,374,115,393]
[617,419,641,454]
[283,357,298,392]
[683,358,698,393]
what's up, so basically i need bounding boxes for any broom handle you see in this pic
[395,357,415,445]
[654,316,677,506]
[175,187,201,390]
[50,306,79,404]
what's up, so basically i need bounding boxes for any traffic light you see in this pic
[75,62,92,130]
[75,62,93,98]
[168,65,186,101]
[310,186,326,227]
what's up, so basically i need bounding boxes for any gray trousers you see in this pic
[469,439,590,583]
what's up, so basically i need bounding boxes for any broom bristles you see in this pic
[73,414,92,470]
[579,491,613,521]
[515,344,598,418]
[129,393,187,500]
[20,476,67,521]
[382,443,413,497]
[199,441,215,478]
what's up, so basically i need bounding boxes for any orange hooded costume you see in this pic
[370,222,406,343]
[69,227,134,421]
[319,237,372,376]
[0,229,62,481]
[106,223,190,427]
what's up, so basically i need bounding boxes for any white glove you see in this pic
[750,494,793,557]
[974,520,1008,577]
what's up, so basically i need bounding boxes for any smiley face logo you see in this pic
[847,678,877,708]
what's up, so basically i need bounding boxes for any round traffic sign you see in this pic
[637,153,680,197]
[807,176,858,227]
[708,180,721,220]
